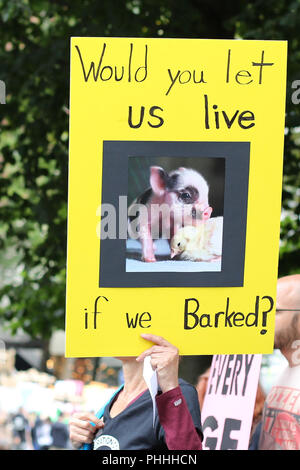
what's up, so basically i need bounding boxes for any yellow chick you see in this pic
[170,217,223,261]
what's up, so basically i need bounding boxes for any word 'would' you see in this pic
[75,43,148,83]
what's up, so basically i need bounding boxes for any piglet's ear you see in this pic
[150,166,168,196]
[203,206,213,221]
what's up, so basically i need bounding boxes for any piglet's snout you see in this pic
[191,206,204,220]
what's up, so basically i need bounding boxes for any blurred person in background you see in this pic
[195,368,210,410]
[31,414,42,450]
[11,407,31,450]
[251,384,266,438]
[0,410,11,450]
[50,412,70,450]
[252,274,300,450]
[35,416,53,450]
[196,367,266,447]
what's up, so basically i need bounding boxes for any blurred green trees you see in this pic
[229,0,300,276]
[0,0,299,342]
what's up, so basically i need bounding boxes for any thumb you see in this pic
[96,418,104,428]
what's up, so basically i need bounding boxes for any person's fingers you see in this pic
[69,414,102,444]
[70,417,100,432]
[136,345,165,362]
[70,418,103,434]
[150,352,172,368]
[70,430,94,444]
[70,417,101,434]
[69,415,104,449]
[96,418,104,428]
[71,412,101,427]
[70,426,94,440]
[150,357,159,370]
[140,333,171,347]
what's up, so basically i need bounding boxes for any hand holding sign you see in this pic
[137,334,179,393]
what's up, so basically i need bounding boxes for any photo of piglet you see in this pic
[126,156,225,273]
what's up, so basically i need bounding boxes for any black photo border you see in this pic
[99,141,250,288]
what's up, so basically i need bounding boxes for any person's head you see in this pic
[274,274,300,355]
[195,368,210,409]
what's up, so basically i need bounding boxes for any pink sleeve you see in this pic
[156,386,202,450]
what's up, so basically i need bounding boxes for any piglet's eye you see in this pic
[180,192,191,201]
[177,242,181,247]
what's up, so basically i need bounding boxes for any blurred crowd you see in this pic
[0,365,120,450]
[0,408,71,450]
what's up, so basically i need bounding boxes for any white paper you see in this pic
[143,355,158,426]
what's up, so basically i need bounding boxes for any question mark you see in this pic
[260,296,274,335]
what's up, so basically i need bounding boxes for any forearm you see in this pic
[156,386,202,451]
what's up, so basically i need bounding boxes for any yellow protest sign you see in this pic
[66,38,287,357]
